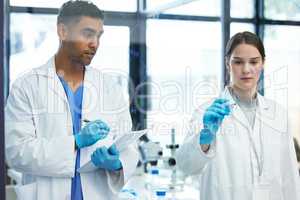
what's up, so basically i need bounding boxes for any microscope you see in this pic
[163,128,184,191]
[138,128,184,191]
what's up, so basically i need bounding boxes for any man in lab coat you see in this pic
[5,1,139,199]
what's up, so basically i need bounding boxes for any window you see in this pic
[10,0,137,12]
[10,13,58,84]
[264,25,300,141]
[146,19,222,145]
[146,0,221,16]
[10,13,130,92]
[230,23,255,36]
[91,26,129,73]
[90,26,130,95]
[265,0,300,21]
[230,0,254,18]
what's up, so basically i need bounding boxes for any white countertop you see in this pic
[121,173,199,200]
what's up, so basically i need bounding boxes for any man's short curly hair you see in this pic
[57,0,104,25]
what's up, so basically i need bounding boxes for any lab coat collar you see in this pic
[221,87,249,129]
[34,56,93,78]
[221,86,270,131]
[36,56,69,106]
[33,56,58,78]
[256,92,269,110]
[34,56,95,110]
[33,56,107,131]
[221,86,269,110]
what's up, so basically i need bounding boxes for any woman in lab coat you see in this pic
[5,1,139,200]
[176,31,300,200]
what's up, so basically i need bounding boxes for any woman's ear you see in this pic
[225,58,230,72]
[261,58,265,69]
[225,58,232,84]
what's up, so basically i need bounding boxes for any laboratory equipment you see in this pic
[154,190,168,200]
[118,188,138,200]
[142,128,184,192]
[139,140,163,172]
[147,167,169,200]
[163,128,184,191]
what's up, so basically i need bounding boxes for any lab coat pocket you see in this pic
[214,145,249,189]
[15,182,37,200]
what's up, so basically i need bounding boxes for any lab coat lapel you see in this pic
[221,87,251,131]
[253,94,269,134]
[233,105,252,131]
[80,67,110,168]
[250,94,270,165]
[221,88,270,132]
[255,93,279,134]
[81,66,104,122]
[36,57,69,114]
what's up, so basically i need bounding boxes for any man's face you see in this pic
[60,16,104,66]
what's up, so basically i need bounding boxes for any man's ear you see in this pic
[57,23,68,41]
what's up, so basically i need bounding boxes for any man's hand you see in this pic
[75,120,110,149]
[91,145,122,171]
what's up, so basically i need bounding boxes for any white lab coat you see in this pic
[176,87,300,200]
[5,57,139,200]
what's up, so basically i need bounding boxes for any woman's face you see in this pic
[227,43,264,92]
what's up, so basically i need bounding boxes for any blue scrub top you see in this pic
[59,76,84,200]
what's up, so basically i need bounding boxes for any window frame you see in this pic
[2,1,300,197]
[5,0,300,145]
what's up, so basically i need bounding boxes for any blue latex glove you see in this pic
[91,144,122,171]
[199,98,230,145]
[75,120,110,149]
